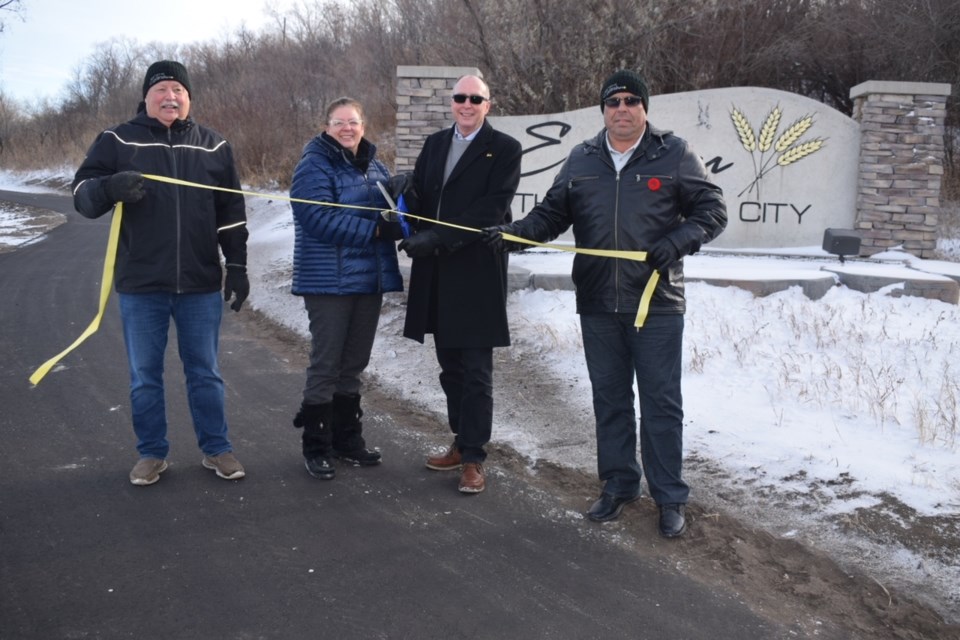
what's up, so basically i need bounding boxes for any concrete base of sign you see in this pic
[398,251,960,305]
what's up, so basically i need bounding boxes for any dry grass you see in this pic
[684,285,960,451]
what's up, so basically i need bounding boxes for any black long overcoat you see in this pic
[402,121,522,349]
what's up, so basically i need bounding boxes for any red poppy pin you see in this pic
[647,177,661,191]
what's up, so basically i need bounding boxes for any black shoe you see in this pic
[586,492,640,522]
[305,455,335,480]
[333,448,382,466]
[658,503,687,538]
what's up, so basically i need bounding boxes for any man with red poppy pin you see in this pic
[483,69,726,537]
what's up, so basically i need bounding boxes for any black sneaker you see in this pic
[333,448,382,466]
[305,456,335,480]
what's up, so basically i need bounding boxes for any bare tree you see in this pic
[1,0,956,195]
[0,0,24,34]
[64,39,146,122]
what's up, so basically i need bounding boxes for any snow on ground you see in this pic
[237,188,960,620]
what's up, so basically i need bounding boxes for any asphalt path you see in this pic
[0,190,786,639]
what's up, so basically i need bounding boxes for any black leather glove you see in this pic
[386,172,414,200]
[398,230,441,258]
[646,236,681,271]
[481,224,526,253]
[104,171,145,203]
[223,265,249,312]
[376,220,406,242]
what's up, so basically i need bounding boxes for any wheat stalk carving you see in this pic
[777,139,824,166]
[732,106,825,198]
[774,116,814,152]
[731,109,756,152]
[757,107,781,152]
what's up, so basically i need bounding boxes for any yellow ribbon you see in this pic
[141,175,660,325]
[29,202,124,385]
[29,175,661,384]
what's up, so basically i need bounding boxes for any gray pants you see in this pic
[302,293,383,404]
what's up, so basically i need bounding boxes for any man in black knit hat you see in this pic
[71,60,250,486]
[483,69,727,537]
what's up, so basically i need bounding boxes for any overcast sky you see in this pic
[0,0,293,103]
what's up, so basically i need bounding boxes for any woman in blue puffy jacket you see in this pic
[288,97,404,480]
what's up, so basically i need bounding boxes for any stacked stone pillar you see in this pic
[850,81,951,258]
[394,65,481,174]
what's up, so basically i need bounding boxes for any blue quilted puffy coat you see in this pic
[290,133,403,296]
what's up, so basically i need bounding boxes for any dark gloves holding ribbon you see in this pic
[223,265,250,312]
[481,224,526,253]
[386,172,415,200]
[376,220,406,242]
[104,171,145,204]
[398,230,441,258]
[646,236,681,271]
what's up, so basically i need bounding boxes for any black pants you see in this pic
[302,293,382,404]
[435,346,494,463]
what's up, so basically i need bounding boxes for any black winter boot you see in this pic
[331,393,382,466]
[293,402,335,480]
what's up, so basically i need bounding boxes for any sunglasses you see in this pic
[603,96,644,108]
[452,94,489,105]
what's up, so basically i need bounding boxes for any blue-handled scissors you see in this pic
[376,181,411,239]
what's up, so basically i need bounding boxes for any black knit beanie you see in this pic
[142,60,192,98]
[600,69,649,113]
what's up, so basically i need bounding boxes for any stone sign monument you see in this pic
[396,66,950,257]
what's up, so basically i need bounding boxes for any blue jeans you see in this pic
[580,313,688,505]
[119,292,232,459]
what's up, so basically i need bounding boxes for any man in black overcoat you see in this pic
[398,74,522,494]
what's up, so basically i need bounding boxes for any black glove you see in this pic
[104,171,145,203]
[646,236,681,271]
[386,172,414,200]
[376,220,406,242]
[481,224,526,253]
[398,230,441,258]
[223,265,249,312]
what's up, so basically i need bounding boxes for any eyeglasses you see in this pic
[603,96,644,109]
[452,94,489,105]
[329,119,362,128]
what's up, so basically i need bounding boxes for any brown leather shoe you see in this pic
[425,443,461,471]
[459,462,485,494]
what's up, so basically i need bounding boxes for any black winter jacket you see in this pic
[72,111,247,295]
[512,125,727,315]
